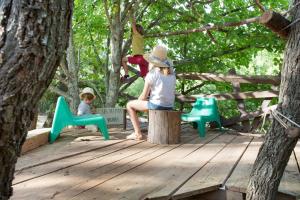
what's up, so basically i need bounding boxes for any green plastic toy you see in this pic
[49,96,109,143]
[181,97,222,137]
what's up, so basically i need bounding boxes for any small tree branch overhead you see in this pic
[206,30,218,44]
[48,86,72,101]
[146,16,261,37]
[254,0,266,12]
[55,75,68,86]
[103,0,113,29]
[175,45,264,66]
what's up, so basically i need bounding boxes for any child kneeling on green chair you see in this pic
[77,87,98,132]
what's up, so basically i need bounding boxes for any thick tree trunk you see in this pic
[66,30,80,113]
[0,1,73,199]
[246,1,300,199]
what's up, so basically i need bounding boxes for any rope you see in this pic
[271,110,289,129]
[271,110,300,138]
[273,110,300,128]
[281,18,300,31]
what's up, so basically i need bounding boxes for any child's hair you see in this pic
[81,93,94,101]
[136,24,144,35]
[159,67,172,76]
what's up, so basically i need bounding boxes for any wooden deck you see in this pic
[12,124,300,200]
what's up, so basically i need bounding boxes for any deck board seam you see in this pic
[165,136,238,200]
[16,139,131,172]
[293,150,300,174]
[221,136,254,186]
[13,140,146,185]
[70,135,204,199]
[182,133,222,158]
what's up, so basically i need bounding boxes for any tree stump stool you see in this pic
[148,110,181,144]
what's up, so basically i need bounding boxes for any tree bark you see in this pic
[148,110,181,144]
[0,1,73,199]
[246,1,300,199]
[104,1,125,107]
[260,10,291,39]
[66,29,80,113]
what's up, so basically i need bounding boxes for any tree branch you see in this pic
[182,82,206,95]
[121,0,136,23]
[48,86,72,100]
[103,0,113,29]
[119,92,136,100]
[206,30,218,44]
[119,75,139,93]
[189,0,215,5]
[59,55,72,79]
[146,16,261,38]
[55,74,68,86]
[254,0,266,12]
[86,22,104,70]
[174,45,262,66]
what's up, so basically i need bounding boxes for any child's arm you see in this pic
[130,10,138,34]
[138,81,150,101]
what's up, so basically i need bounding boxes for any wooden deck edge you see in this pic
[226,186,299,200]
[171,185,220,200]
[21,128,51,154]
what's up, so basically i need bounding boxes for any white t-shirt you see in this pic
[77,101,91,115]
[145,68,176,107]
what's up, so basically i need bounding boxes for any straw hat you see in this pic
[79,87,96,100]
[143,45,172,68]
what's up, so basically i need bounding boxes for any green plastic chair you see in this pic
[49,96,109,143]
[181,97,222,137]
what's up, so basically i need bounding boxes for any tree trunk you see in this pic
[66,29,80,113]
[0,1,73,199]
[105,2,124,107]
[148,110,181,144]
[246,1,300,199]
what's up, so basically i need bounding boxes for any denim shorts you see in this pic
[148,102,173,110]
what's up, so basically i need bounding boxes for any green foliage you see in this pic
[43,0,288,123]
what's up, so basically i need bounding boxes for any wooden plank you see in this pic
[53,143,184,199]
[14,130,197,185]
[225,138,263,193]
[15,128,122,171]
[225,138,300,198]
[172,136,253,200]
[71,134,233,200]
[176,72,280,85]
[294,141,300,174]
[13,139,144,184]
[12,134,200,200]
[279,148,300,198]
[192,90,279,100]
[177,91,278,103]
[12,141,156,200]
[21,128,51,154]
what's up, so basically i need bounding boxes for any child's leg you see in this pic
[122,56,129,76]
[137,56,149,78]
[126,100,148,138]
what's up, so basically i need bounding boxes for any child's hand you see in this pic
[138,95,145,101]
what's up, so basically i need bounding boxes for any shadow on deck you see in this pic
[13,123,300,200]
